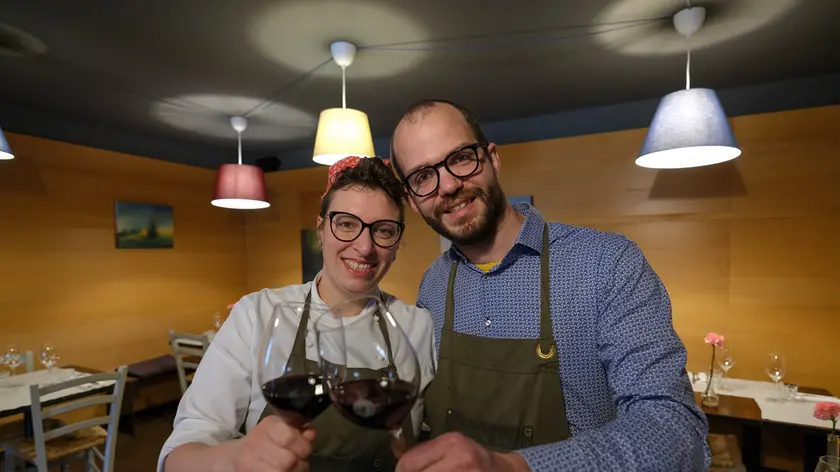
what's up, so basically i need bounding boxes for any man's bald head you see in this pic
[389,99,489,179]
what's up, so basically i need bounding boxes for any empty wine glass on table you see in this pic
[325,296,421,456]
[212,312,223,331]
[815,455,840,472]
[40,343,60,371]
[717,346,735,390]
[765,352,787,401]
[4,345,22,376]
[258,299,340,429]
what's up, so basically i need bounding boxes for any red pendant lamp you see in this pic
[211,116,270,210]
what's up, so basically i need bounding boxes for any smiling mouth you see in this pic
[343,259,377,272]
[444,196,476,214]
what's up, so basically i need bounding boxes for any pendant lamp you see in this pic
[211,116,270,210]
[312,41,375,166]
[0,126,14,160]
[636,6,741,169]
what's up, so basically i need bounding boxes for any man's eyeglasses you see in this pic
[402,143,485,197]
[327,211,404,248]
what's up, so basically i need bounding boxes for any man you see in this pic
[388,99,709,471]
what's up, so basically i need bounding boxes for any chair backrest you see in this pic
[24,350,35,372]
[168,330,210,394]
[28,366,128,472]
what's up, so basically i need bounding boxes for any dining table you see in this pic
[0,365,135,439]
[691,374,837,471]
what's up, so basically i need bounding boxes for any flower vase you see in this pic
[702,371,720,407]
[827,433,840,457]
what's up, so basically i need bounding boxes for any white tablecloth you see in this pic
[0,368,115,415]
[688,372,838,430]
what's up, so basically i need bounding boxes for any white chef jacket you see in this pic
[157,278,437,471]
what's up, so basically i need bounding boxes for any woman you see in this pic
[159,157,436,472]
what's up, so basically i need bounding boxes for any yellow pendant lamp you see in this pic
[312,41,375,166]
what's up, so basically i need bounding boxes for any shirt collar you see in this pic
[446,202,547,263]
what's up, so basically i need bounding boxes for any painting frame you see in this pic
[114,201,174,249]
[301,228,323,283]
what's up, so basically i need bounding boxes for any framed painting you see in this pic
[115,201,174,249]
[301,228,323,283]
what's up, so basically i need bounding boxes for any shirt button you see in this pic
[484,319,492,328]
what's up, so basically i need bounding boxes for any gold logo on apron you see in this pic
[535,342,556,360]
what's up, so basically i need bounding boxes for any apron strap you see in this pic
[537,224,555,358]
[289,290,314,360]
[297,290,398,372]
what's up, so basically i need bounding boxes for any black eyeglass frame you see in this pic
[326,211,405,248]
[401,142,487,197]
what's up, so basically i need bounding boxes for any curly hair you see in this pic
[320,157,406,222]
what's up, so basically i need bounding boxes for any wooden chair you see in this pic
[708,433,747,472]
[1,366,128,472]
[168,331,210,395]
[0,352,45,457]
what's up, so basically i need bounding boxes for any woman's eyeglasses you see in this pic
[327,211,404,248]
[402,143,484,197]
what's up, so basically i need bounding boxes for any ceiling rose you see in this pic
[152,94,317,142]
[250,0,430,79]
[592,0,801,55]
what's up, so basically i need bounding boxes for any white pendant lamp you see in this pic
[312,41,376,166]
[211,116,270,210]
[0,126,14,160]
[636,6,741,169]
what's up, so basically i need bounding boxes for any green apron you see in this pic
[258,290,416,471]
[424,224,571,451]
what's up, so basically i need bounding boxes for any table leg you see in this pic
[804,431,825,472]
[23,411,33,438]
[742,422,762,472]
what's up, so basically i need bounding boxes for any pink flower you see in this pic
[226,303,235,310]
[814,402,840,421]
[704,332,725,347]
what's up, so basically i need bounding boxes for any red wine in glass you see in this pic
[323,296,421,451]
[261,375,331,427]
[258,297,344,428]
[331,377,417,430]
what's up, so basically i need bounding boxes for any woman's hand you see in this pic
[231,415,317,472]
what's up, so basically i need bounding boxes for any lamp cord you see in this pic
[686,39,691,90]
[341,65,347,109]
[237,130,242,165]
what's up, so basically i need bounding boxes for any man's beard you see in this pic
[421,179,507,247]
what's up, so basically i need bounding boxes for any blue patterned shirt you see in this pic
[417,203,710,471]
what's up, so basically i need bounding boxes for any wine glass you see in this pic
[765,352,786,400]
[4,345,22,376]
[325,296,421,454]
[258,299,342,428]
[40,344,60,371]
[717,346,735,389]
[212,312,223,331]
[815,455,840,472]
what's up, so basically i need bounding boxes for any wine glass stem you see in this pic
[391,428,407,458]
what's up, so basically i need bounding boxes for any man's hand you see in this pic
[395,432,530,472]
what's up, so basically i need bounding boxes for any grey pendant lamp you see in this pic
[636,6,741,169]
[0,126,14,160]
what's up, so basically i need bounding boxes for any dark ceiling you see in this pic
[0,0,838,170]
